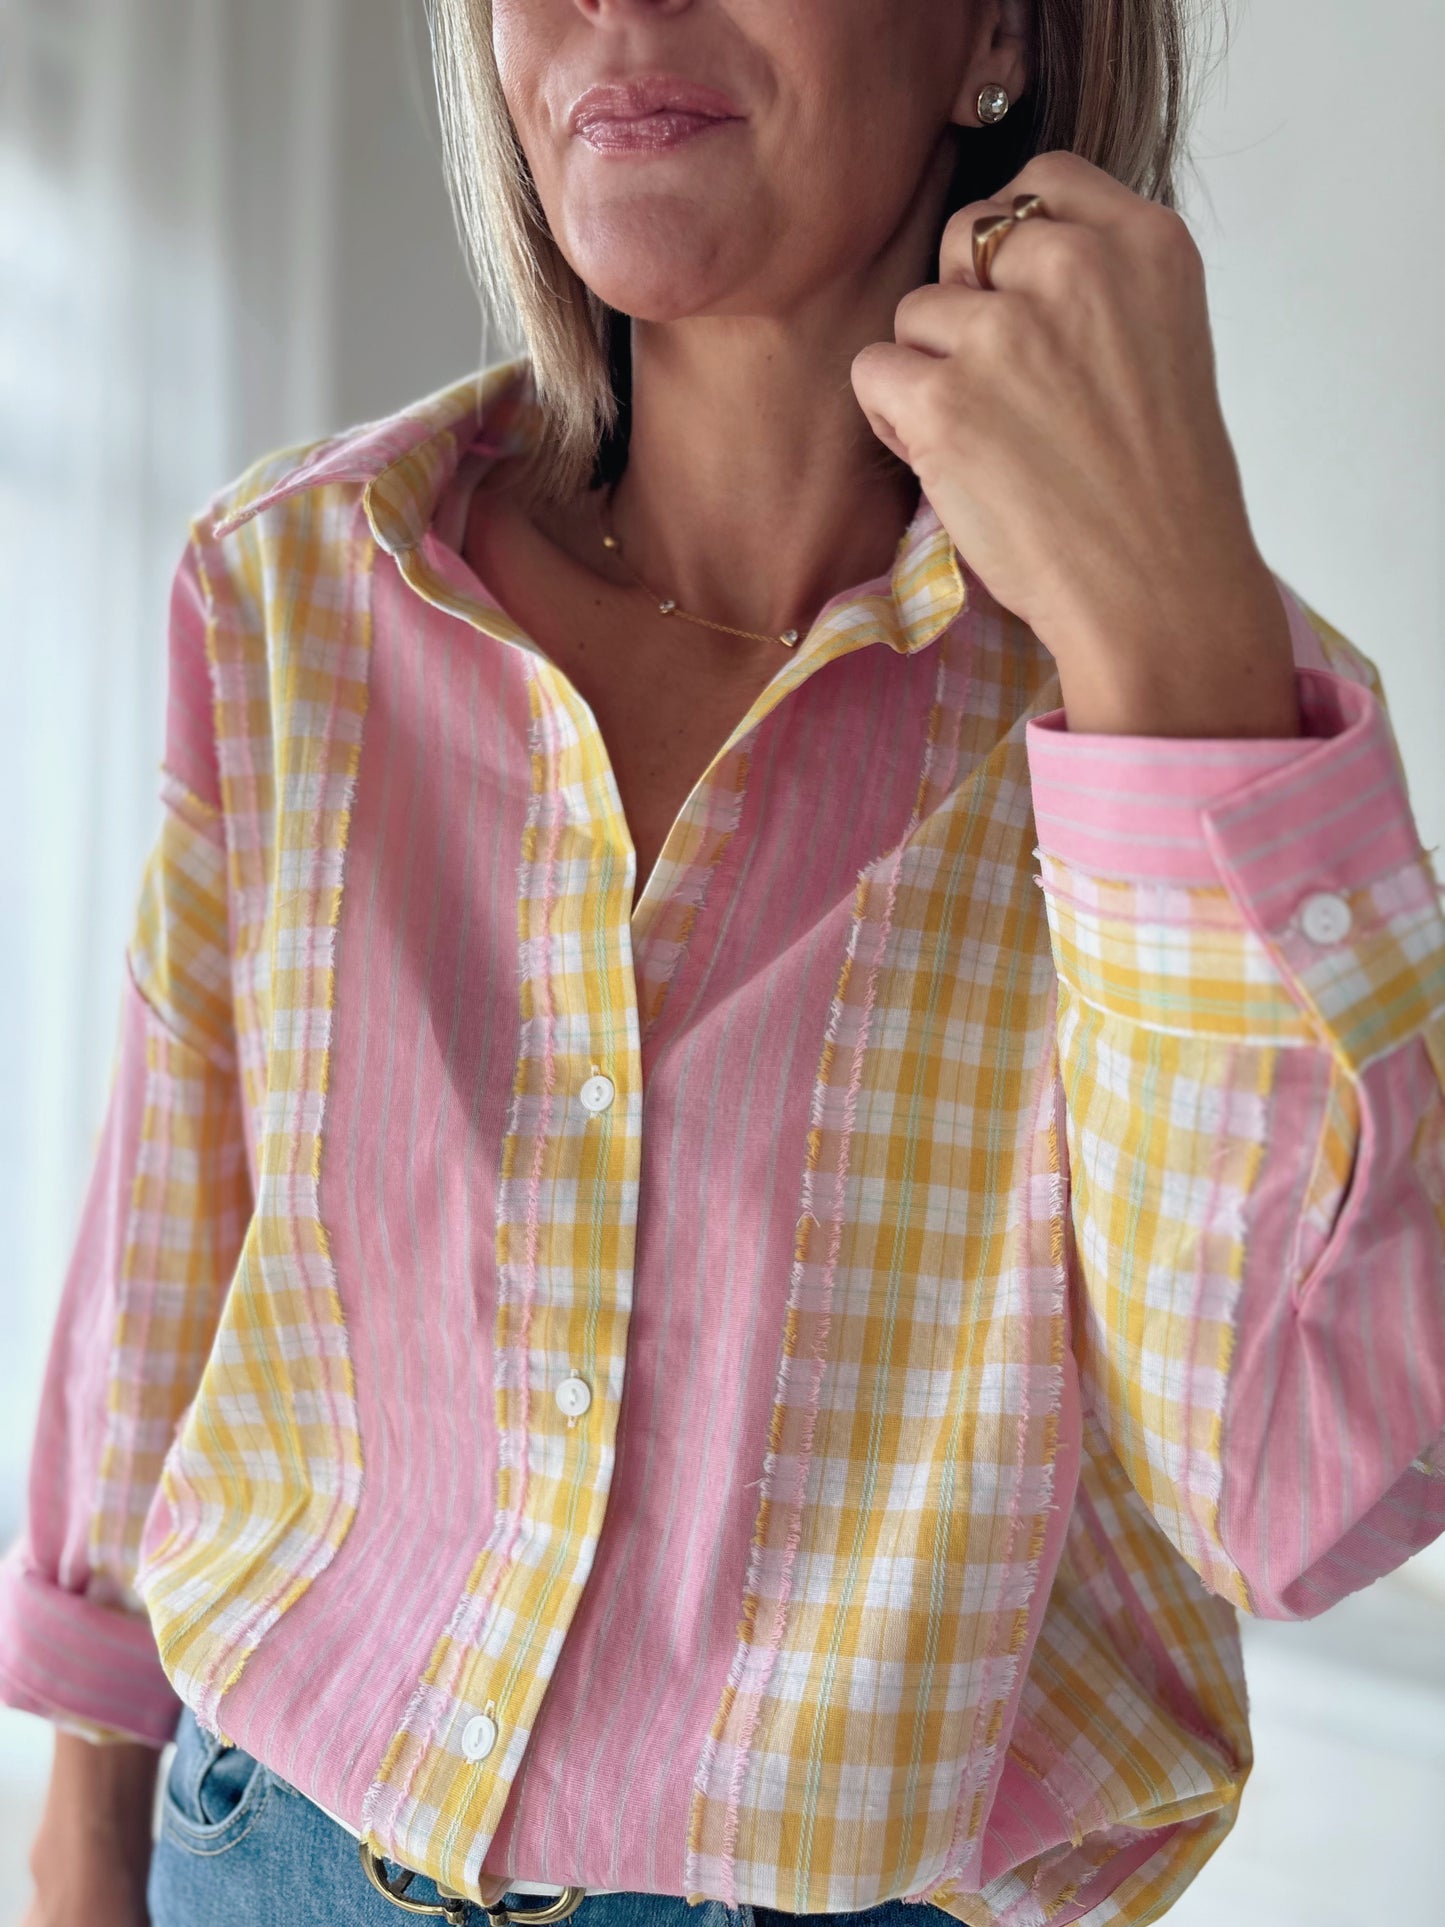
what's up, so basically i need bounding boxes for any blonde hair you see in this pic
[426,0,1224,506]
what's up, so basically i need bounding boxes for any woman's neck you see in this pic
[599,122,963,645]
[610,313,921,641]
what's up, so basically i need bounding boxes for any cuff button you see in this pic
[1299,890,1353,945]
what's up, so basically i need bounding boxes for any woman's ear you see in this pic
[949,0,1033,127]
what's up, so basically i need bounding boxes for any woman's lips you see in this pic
[568,78,743,154]
[574,109,737,154]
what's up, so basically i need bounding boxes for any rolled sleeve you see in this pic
[0,1542,181,1746]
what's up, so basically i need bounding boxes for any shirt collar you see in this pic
[210,355,966,657]
[208,358,538,549]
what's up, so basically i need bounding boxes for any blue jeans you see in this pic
[149,1704,957,1927]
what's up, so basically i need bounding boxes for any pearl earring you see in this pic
[977,82,1010,125]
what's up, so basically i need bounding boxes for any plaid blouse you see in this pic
[3,356,1444,1927]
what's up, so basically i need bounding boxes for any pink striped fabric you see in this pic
[1028,666,1421,894]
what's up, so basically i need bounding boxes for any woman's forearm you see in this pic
[25,1732,161,1925]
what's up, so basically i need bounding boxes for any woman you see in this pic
[7,0,1445,1923]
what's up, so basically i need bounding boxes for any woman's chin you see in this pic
[564,212,753,325]
[570,261,728,326]
[606,292,714,325]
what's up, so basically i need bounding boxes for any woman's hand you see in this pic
[851,149,1299,738]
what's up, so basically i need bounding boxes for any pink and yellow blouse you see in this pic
[3,356,1444,1926]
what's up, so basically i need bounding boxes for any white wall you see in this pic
[329,0,485,427]
[1182,0,1443,858]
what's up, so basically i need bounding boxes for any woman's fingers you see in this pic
[939,147,1140,289]
[890,278,998,357]
[850,335,961,471]
[939,191,1075,296]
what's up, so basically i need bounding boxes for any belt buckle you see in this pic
[360,1841,586,1924]
[485,1892,587,1925]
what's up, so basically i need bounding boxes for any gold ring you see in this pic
[971,192,1050,289]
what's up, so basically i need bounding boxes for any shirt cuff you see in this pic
[1025,667,1445,1071]
[0,1542,181,1748]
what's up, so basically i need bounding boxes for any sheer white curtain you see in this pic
[0,0,342,1535]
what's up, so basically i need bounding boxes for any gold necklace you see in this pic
[596,484,800,649]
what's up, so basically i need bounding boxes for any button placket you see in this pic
[437,686,640,1868]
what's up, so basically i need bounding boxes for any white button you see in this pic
[579,1073,615,1114]
[556,1374,592,1418]
[461,1712,498,1762]
[1299,891,1353,945]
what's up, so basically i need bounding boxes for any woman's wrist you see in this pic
[23,1737,158,1927]
[1051,563,1301,739]
[34,1732,161,1868]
